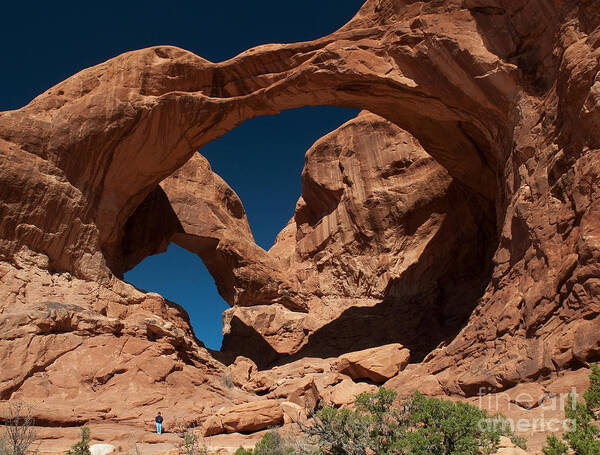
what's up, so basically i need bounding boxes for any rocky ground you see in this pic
[24,366,592,454]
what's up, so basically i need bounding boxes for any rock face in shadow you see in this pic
[0,0,599,441]
[222,112,497,365]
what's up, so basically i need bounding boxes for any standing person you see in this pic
[155,412,163,434]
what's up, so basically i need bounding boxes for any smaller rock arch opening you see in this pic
[124,243,228,350]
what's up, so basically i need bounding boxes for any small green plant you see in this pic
[174,422,207,455]
[66,427,91,455]
[543,434,569,455]
[542,363,600,455]
[233,431,314,455]
[252,432,293,455]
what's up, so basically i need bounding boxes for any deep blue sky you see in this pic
[1,0,364,349]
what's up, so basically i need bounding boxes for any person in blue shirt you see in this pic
[155,412,163,434]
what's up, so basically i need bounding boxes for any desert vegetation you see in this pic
[233,387,524,455]
[233,431,314,455]
[0,403,37,455]
[306,387,525,455]
[543,364,600,455]
[231,365,600,455]
[66,427,91,455]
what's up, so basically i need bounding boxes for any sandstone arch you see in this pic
[0,0,522,286]
[0,0,599,408]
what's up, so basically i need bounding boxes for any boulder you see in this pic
[228,356,258,389]
[325,380,378,407]
[267,376,320,409]
[281,401,308,425]
[202,400,283,436]
[336,344,410,383]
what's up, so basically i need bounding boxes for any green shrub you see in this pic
[304,387,524,455]
[307,406,370,455]
[405,392,523,455]
[584,364,600,415]
[543,434,569,455]
[66,427,91,455]
[252,431,293,455]
[543,364,600,455]
[234,431,315,455]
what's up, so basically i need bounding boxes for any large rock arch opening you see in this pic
[114,107,499,366]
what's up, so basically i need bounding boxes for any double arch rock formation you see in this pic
[0,0,599,431]
[0,0,518,283]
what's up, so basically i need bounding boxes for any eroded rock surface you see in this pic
[336,344,411,383]
[0,255,265,425]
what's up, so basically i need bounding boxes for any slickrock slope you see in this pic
[0,0,600,452]
[0,253,261,432]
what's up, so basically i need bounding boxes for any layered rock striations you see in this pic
[0,0,599,449]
